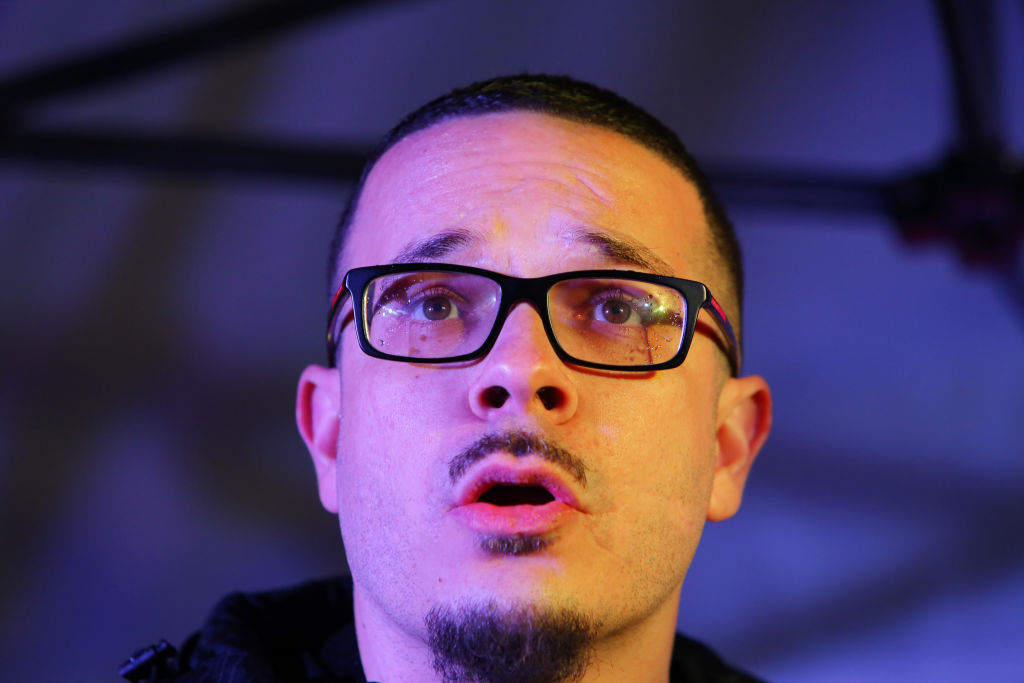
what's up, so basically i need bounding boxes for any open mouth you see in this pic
[452,468,579,536]
[477,483,557,507]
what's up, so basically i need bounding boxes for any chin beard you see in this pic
[425,601,598,683]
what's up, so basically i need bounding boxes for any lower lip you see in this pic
[451,501,575,535]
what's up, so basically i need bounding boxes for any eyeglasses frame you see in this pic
[327,263,740,375]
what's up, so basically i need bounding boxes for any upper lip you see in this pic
[452,457,584,511]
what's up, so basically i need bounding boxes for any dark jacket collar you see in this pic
[129,575,762,682]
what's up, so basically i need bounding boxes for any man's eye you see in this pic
[405,286,467,321]
[418,295,459,321]
[594,298,638,325]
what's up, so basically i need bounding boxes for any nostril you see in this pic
[536,386,562,411]
[482,386,510,408]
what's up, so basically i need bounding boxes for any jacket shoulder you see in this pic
[120,576,360,683]
[671,633,766,683]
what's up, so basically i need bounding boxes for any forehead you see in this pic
[344,111,710,280]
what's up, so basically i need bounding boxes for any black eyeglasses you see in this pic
[327,263,740,375]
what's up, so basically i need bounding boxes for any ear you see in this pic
[707,374,773,522]
[296,364,341,513]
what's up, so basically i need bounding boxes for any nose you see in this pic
[468,303,579,423]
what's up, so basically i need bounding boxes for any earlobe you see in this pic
[296,364,341,513]
[707,374,773,522]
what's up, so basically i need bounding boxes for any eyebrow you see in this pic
[391,228,477,264]
[389,225,673,274]
[570,228,674,275]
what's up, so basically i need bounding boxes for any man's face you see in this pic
[328,112,736,646]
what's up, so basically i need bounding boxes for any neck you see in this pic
[573,584,680,683]
[353,587,435,683]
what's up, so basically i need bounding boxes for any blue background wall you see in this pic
[1,1,1022,681]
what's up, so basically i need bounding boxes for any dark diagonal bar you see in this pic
[0,0,391,113]
[934,0,1004,151]
[0,127,368,183]
[0,127,894,215]
[705,163,890,215]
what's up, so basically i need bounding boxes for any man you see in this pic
[122,74,772,683]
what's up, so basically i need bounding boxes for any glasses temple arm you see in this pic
[703,295,741,376]
[326,283,352,366]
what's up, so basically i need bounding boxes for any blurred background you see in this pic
[1,1,1022,681]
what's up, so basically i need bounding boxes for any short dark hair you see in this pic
[328,73,744,343]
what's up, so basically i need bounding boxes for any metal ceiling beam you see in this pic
[0,126,892,213]
[934,0,1004,152]
[0,0,392,116]
[706,164,890,215]
[0,126,368,183]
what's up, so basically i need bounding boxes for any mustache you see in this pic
[448,430,588,487]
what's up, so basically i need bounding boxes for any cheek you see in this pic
[584,370,719,541]
[623,435,716,535]
[332,369,429,590]
[333,362,456,538]
[622,439,717,591]
[335,364,402,512]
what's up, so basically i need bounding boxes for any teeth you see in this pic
[478,484,556,506]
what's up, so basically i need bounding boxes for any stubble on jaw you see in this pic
[426,601,599,683]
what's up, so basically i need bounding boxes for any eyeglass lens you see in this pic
[361,270,688,366]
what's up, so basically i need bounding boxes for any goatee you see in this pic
[425,602,598,683]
